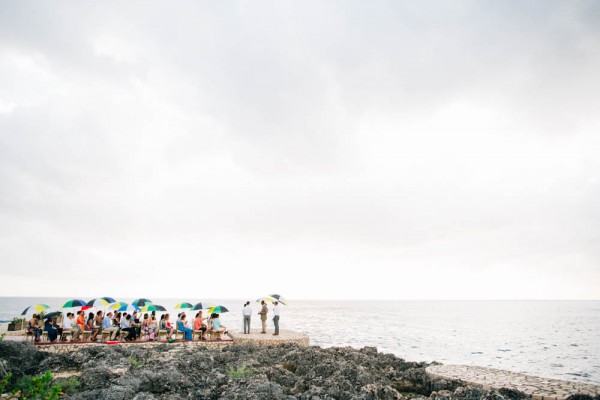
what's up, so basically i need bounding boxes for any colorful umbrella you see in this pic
[61,299,88,308]
[269,294,288,305]
[87,297,116,307]
[140,304,167,312]
[191,302,213,311]
[131,298,152,307]
[208,305,229,314]
[21,304,50,316]
[109,302,140,312]
[175,302,193,310]
[256,296,277,304]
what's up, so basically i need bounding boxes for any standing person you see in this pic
[242,302,252,334]
[103,312,119,340]
[272,301,281,336]
[259,301,268,334]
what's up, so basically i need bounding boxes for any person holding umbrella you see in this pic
[272,301,281,336]
[259,301,268,334]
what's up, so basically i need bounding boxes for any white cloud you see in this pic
[0,0,598,299]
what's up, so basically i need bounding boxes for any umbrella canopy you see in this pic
[191,302,213,311]
[208,305,229,314]
[61,299,88,308]
[256,296,277,304]
[131,298,153,307]
[269,294,288,305]
[109,302,140,312]
[140,304,167,312]
[21,304,50,316]
[87,297,116,307]
[43,311,63,320]
[175,302,193,310]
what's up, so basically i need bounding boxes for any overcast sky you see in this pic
[0,1,598,300]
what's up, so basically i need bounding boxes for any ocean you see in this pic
[1,298,598,384]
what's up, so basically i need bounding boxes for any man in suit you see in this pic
[259,301,268,333]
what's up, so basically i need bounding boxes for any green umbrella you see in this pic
[61,299,87,308]
[191,302,213,311]
[132,298,153,307]
[175,302,193,310]
[208,305,229,314]
[140,304,167,312]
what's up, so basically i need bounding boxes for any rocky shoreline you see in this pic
[0,341,588,400]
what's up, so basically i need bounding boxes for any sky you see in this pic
[0,1,599,300]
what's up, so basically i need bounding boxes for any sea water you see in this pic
[1,298,598,384]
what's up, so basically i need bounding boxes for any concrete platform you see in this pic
[427,364,600,400]
[229,329,309,346]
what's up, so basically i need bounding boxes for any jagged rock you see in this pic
[0,342,528,399]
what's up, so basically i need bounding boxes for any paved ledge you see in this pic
[228,329,310,347]
[427,364,600,400]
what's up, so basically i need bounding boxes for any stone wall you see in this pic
[36,340,229,354]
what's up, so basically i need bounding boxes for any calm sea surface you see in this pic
[1,298,598,384]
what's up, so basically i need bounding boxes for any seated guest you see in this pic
[120,314,137,341]
[103,312,119,340]
[211,313,228,334]
[93,311,103,341]
[132,311,141,337]
[161,314,174,339]
[28,314,43,342]
[113,312,121,327]
[142,313,156,341]
[150,313,159,331]
[44,317,60,342]
[74,310,86,341]
[86,312,99,341]
[194,311,208,338]
[62,312,74,341]
[177,313,193,341]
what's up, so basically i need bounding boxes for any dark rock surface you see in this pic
[0,342,528,399]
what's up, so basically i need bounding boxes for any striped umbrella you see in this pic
[21,304,50,316]
[61,299,88,308]
[191,302,213,311]
[208,305,229,314]
[175,302,193,310]
[140,304,167,312]
[87,297,116,307]
[269,294,288,306]
[131,298,152,307]
[108,302,140,312]
[256,296,277,304]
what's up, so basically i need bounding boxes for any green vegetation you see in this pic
[0,373,12,394]
[226,365,253,379]
[53,376,80,395]
[0,333,5,341]
[129,356,141,367]
[8,371,62,399]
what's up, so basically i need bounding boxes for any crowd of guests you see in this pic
[26,309,229,342]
